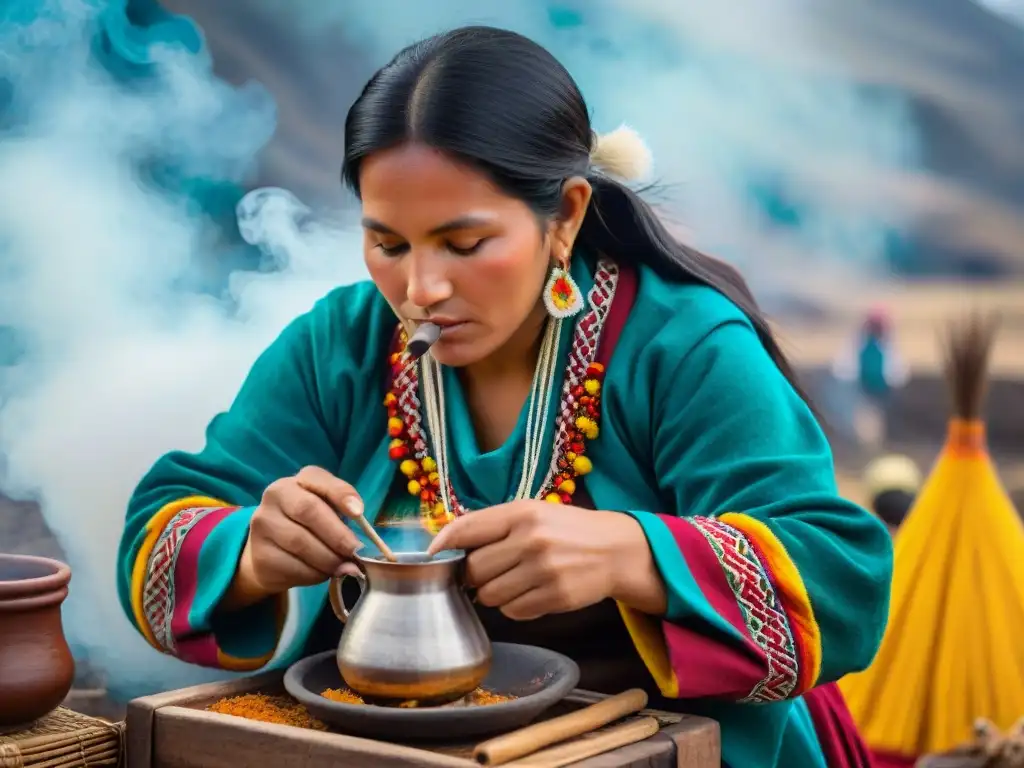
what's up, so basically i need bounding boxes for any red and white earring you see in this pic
[543,263,584,319]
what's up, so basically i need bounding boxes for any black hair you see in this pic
[341,25,811,406]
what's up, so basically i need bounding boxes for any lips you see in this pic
[426,318,464,328]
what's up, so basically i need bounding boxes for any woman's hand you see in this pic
[427,501,667,620]
[223,466,365,610]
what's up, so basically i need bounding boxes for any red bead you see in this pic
[571,442,585,454]
[572,386,585,398]
[553,476,563,487]
[559,492,572,504]
[420,489,431,501]
[389,445,409,460]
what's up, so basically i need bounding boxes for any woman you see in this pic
[116,26,892,768]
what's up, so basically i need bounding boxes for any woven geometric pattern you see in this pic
[688,516,800,703]
[142,506,222,652]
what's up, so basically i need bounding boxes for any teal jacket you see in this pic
[117,254,892,767]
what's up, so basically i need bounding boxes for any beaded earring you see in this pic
[543,263,584,319]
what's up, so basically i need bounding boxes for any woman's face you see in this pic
[359,143,587,369]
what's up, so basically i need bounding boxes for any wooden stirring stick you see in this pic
[473,689,649,766]
[296,478,397,562]
[504,717,660,768]
[353,516,397,562]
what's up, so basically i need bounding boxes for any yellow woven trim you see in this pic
[720,512,823,691]
[129,496,228,650]
[615,601,679,698]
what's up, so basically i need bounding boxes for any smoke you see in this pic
[0,1,366,696]
[0,0,926,697]
[976,0,1024,26]
[242,0,921,282]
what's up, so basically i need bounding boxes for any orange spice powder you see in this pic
[207,693,327,730]
[204,686,515,732]
[321,686,514,707]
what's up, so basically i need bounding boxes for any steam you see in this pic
[0,2,365,696]
[0,0,935,698]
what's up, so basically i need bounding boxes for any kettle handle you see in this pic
[328,570,367,624]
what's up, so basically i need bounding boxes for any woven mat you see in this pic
[0,708,123,768]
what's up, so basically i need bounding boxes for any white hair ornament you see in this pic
[589,124,653,181]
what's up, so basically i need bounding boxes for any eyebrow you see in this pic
[361,215,493,237]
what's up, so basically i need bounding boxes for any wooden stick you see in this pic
[502,717,660,768]
[353,516,397,563]
[297,477,396,562]
[472,689,648,766]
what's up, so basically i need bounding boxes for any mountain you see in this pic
[149,0,1024,278]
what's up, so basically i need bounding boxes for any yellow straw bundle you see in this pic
[840,314,1024,761]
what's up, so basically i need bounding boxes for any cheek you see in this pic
[365,253,405,308]
[460,237,547,307]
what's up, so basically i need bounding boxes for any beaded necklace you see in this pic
[384,259,620,533]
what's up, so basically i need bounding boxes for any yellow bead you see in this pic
[559,479,576,495]
[584,379,601,395]
[575,416,598,440]
[566,451,577,462]
[573,456,593,475]
[388,416,404,432]
[421,457,437,472]
[389,438,404,449]
[544,493,562,503]
[428,471,440,484]
[433,501,447,517]
[399,459,419,477]
[407,480,422,495]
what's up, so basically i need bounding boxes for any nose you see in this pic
[405,250,453,311]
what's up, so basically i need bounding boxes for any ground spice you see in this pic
[207,693,327,730]
[321,687,514,707]
[321,687,365,704]
[468,689,513,706]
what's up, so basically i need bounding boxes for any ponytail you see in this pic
[580,176,817,415]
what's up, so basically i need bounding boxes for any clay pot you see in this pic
[0,554,75,730]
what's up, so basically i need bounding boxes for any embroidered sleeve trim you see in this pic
[719,512,822,692]
[686,515,801,702]
[129,495,227,649]
[143,506,232,654]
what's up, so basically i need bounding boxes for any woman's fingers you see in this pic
[296,466,365,519]
[266,514,344,577]
[275,478,363,559]
[473,563,538,610]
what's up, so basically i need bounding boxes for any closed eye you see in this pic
[447,239,487,256]
[375,242,410,257]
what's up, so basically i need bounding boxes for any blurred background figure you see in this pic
[841,315,1024,768]
[832,305,909,452]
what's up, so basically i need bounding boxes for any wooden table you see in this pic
[125,670,721,767]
